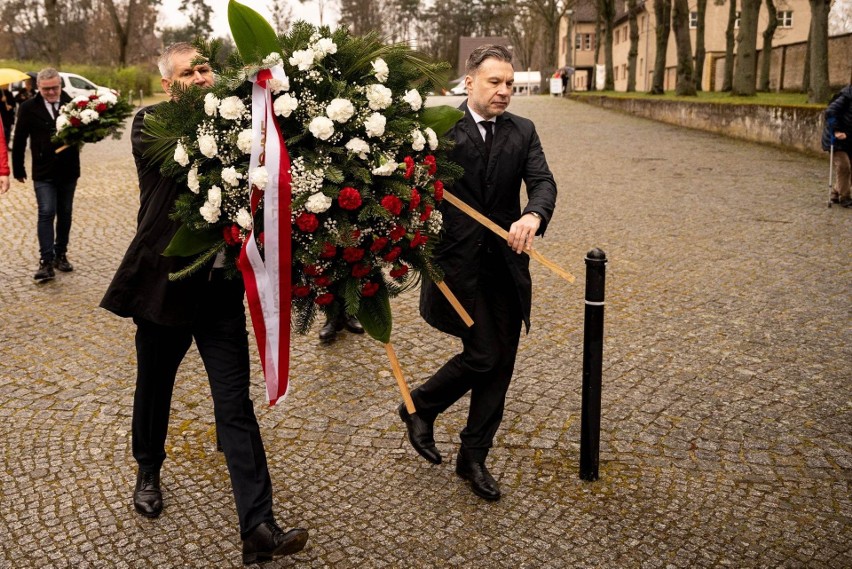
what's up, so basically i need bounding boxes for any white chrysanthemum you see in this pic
[345,138,370,159]
[411,128,426,152]
[218,96,246,120]
[365,84,393,111]
[424,127,438,150]
[236,208,253,230]
[237,130,253,154]
[262,52,284,67]
[174,141,190,166]
[371,58,389,82]
[305,192,333,213]
[250,166,269,190]
[273,93,298,117]
[268,76,289,93]
[187,165,200,193]
[403,89,423,111]
[221,166,243,187]
[312,38,337,59]
[198,134,218,158]
[79,109,99,124]
[207,186,222,208]
[309,116,335,140]
[96,89,117,105]
[204,93,219,116]
[363,113,386,138]
[326,98,355,123]
[289,49,315,70]
[55,115,70,131]
[371,157,398,176]
[200,202,221,223]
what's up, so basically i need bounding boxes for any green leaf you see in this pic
[228,0,280,64]
[357,287,393,343]
[163,224,222,257]
[421,105,464,136]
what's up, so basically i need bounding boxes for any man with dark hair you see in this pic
[12,68,80,282]
[100,43,308,565]
[399,44,557,501]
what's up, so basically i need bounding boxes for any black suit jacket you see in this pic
[100,105,216,327]
[420,103,557,338]
[12,91,80,181]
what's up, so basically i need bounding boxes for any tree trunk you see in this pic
[758,0,778,91]
[651,0,672,94]
[602,0,615,90]
[104,0,136,68]
[593,4,603,90]
[695,0,707,90]
[627,0,639,91]
[732,0,761,95]
[807,0,832,103]
[45,0,61,66]
[672,0,697,95]
[802,23,811,93]
[722,0,736,91]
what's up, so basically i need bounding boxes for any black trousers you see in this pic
[131,276,274,536]
[412,249,523,463]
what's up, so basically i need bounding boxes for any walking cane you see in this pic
[828,141,835,208]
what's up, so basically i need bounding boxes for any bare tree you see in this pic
[721,0,735,91]
[650,0,671,94]
[758,0,778,91]
[672,0,696,95]
[524,0,575,88]
[599,0,614,89]
[694,0,707,90]
[732,0,760,95]
[626,0,639,91]
[268,0,294,33]
[338,0,381,35]
[807,0,832,103]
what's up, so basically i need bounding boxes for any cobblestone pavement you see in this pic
[1,95,850,569]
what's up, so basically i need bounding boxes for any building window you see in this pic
[689,11,698,28]
[735,11,740,28]
[585,33,594,51]
[778,10,793,27]
[577,33,595,51]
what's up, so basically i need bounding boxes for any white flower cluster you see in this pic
[288,34,338,71]
[55,88,120,132]
[289,155,327,196]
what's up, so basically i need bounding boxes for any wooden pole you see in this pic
[435,280,474,327]
[385,342,415,413]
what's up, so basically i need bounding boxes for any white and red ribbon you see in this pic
[239,66,292,406]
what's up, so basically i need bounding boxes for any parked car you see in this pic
[58,72,108,98]
[449,82,467,96]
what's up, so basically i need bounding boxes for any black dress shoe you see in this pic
[53,254,73,272]
[242,521,308,565]
[133,469,163,518]
[343,315,364,334]
[33,260,55,283]
[318,315,343,341]
[398,403,441,464]
[455,454,501,501]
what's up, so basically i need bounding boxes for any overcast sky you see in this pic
[157,0,339,39]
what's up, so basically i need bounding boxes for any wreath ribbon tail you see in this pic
[442,189,576,284]
[384,342,416,414]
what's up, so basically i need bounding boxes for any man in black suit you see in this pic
[399,44,557,501]
[12,68,80,282]
[100,43,307,564]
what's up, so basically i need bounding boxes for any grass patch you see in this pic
[571,89,823,109]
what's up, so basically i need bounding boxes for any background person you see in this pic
[825,83,852,208]
[399,44,557,501]
[12,68,79,283]
[99,43,308,565]
[0,121,9,194]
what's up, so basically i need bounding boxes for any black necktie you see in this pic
[50,102,58,119]
[481,120,493,160]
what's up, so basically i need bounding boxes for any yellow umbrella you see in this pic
[0,68,30,86]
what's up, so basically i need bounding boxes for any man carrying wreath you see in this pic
[400,44,557,501]
[100,43,308,564]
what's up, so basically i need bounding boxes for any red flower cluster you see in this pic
[403,156,415,179]
[338,187,362,210]
[296,212,319,232]
[381,195,403,216]
[223,224,243,246]
[423,155,437,175]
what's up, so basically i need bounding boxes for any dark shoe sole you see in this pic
[398,405,442,464]
[133,503,162,518]
[33,276,55,283]
[242,530,308,565]
[455,468,501,501]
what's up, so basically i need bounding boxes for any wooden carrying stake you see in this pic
[385,342,416,414]
[435,280,474,327]
[442,189,576,283]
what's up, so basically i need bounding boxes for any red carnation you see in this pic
[370,237,389,252]
[314,275,332,287]
[70,117,82,127]
[361,282,380,297]
[351,263,372,278]
[223,224,242,246]
[410,230,428,248]
[409,188,421,211]
[320,242,337,258]
[420,205,433,221]
[338,187,362,210]
[389,265,409,278]
[423,155,437,175]
[342,246,365,263]
[351,229,361,240]
[95,103,107,113]
[293,285,311,297]
[383,246,402,262]
[76,100,89,109]
[295,212,319,232]
[381,195,404,216]
[404,156,415,179]
[88,94,98,100]
[303,264,322,276]
[433,180,444,201]
[389,225,406,242]
[315,293,334,305]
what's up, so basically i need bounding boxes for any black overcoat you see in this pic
[420,103,557,338]
[11,91,80,181]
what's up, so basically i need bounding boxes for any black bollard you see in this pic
[580,248,606,481]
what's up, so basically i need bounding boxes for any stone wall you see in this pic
[571,95,827,156]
